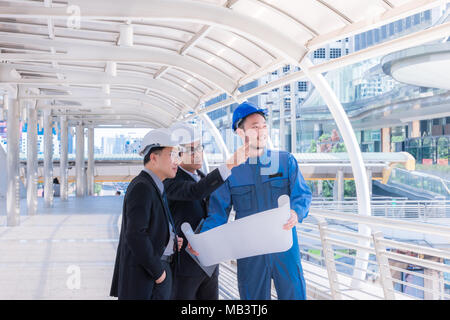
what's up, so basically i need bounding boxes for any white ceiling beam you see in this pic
[226,0,240,8]
[0,33,237,95]
[380,0,395,9]
[65,115,161,124]
[0,18,262,70]
[67,119,157,127]
[179,25,211,56]
[19,93,181,118]
[0,0,307,64]
[0,63,198,108]
[154,24,211,86]
[1,61,199,108]
[32,83,185,111]
[153,66,169,80]
[42,104,172,127]
[66,116,163,127]
[44,0,64,81]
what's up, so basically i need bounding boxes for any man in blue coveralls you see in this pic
[191,101,312,300]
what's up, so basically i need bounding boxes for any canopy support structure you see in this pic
[76,124,85,197]
[5,94,20,226]
[298,57,372,287]
[60,116,69,200]
[26,99,38,215]
[43,108,54,208]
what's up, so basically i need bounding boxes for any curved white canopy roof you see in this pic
[0,0,448,127]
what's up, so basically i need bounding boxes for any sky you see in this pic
[94,128,150,146]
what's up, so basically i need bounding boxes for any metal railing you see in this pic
[302,208,450,300]
[219,207,450,300]
[311,199,450,222]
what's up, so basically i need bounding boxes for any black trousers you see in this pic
[150,261,173,300]
[171,267,219,300]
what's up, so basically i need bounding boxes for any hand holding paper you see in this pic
[182,195,293,267]
[283,210,298,230]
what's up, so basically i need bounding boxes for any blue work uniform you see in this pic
[201,148,312,300]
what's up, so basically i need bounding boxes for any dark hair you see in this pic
[53,177,59,184]
[143,146,164,165]
[237,111,266,130]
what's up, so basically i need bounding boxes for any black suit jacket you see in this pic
[164,168,224,276]
[164,167,216,277]
[110,170,174,300]
[110,167,224,299]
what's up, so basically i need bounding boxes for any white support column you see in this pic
[60,116,68,200]
[367,168,373,198]
[75,124,85,197]
[6,95,20,226]
[334,169,344,202]
[43,108,53,207]
[83,166,88,197]
[87,126,95,196]
[26,100,38,215]
[317,180,323,197]
[299,57,372,287]
[290,83,297,153]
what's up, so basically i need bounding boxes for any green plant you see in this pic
[332,143,346,153]
[344,180,356,197]
[391,135,405,143]
[94,183,102,195]
[318,133,331,142]
[308,140,317,153]
[322,180,334,198]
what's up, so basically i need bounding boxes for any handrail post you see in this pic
[372,231,396,300]
[318,221,341,300]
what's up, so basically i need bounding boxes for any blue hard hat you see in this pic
[232,101,267,131]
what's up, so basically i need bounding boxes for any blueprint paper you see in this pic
[181,195,293,267]
[184,218,218,277]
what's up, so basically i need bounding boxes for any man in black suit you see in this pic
[110,128,249,300]
[164,128,221,300]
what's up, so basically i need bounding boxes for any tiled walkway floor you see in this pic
[0,196,122,299]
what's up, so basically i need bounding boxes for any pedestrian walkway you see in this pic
[0,196,122,299]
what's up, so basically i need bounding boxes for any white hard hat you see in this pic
[139,128,179,157]
[170,122,202,145]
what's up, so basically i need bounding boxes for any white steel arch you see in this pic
[298,57,372,286]
[0,0,308,64]
[0,34,239,95]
